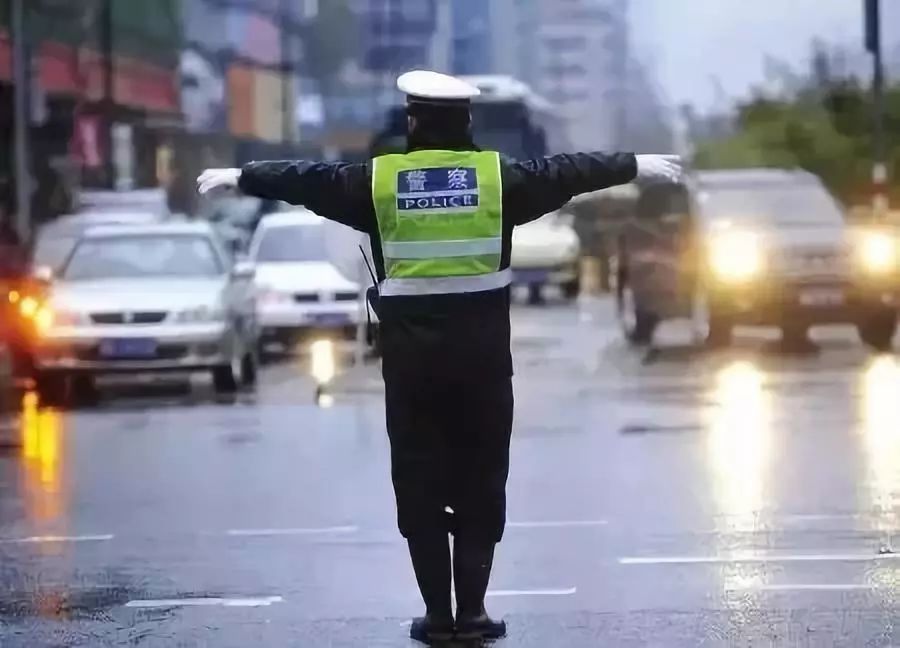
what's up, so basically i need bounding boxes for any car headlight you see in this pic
[261,290,292,304]
[175,305,226,323]
[32,306,87,335]
[51,308,88,327]
[257,285,292,304]
[859,231,897,274]
[19,295,40,318]
[708,231,763,282]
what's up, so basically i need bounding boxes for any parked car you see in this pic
[249,210,367,352]
[511,211,581,303]
[617,168,900,350]
[30,222,258,403]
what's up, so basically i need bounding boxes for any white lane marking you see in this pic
[486,588,577,598]
[620,552,900,565]
[776,513,870,524]
[507,520,607,529]
[0,534,114,544]
[726,584,876,592]
[226,526,359,537]
[126,596,283,608]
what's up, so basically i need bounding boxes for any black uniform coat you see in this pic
[239,147,636,541]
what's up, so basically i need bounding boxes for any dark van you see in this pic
[616,169,899,350]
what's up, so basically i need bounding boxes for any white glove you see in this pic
[197,168,241,195]
[635,155,683,183]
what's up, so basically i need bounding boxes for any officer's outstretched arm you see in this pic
[197,160,372,233]
[506,152,682,226]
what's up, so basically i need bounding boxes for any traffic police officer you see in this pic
[198,70,681,644]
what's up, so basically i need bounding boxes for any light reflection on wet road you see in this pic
[0,297,898,646]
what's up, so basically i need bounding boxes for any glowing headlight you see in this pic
[175,305,225,323]
[859,232,897,274]
[34,307,54,334]
[26,304,85,334]
[708,231,763,282]
[19,295,40,318]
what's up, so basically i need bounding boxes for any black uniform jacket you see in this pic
[239,148,637,379]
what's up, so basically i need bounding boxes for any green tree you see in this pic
[693,49,900,207]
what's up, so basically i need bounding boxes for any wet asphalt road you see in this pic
[1,296,899,647]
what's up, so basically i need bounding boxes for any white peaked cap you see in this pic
[397,70,481,102]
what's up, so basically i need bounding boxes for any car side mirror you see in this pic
[231,260,255,281]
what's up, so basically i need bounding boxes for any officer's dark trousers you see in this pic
[384,372,514,543]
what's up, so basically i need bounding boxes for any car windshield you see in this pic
[254,225,327,262]
[699,183,844,226]
[62,234,222,280]
[32,234,79,271]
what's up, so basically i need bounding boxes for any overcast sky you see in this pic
[630,0,900,113]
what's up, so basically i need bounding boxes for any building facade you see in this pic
[535,0,629,150]
[0,0,182,224]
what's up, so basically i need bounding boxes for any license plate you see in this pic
[799,289,844,307]
[98,338,158,358]
[310,313,350,327]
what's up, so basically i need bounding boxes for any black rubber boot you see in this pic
[409,615,454,644]
[408,535,454,644]
[453,537,506,641]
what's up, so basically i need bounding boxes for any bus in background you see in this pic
[369,75,568,158]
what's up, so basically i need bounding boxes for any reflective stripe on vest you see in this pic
[380,268,512,297]
[382,237,502,259]
[372,150,504,290]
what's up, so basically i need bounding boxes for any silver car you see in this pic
[31,222,258,401]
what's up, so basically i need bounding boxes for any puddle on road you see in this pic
[221,431,263,445]
[0,585,136,622]
[0,583,282,624]
[620,423,702,435]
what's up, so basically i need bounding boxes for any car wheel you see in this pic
[857,307,897,352]
[70,374,99,408]
[693,291,733,349]
[527,283,543,305]
[618,282,657,346]
[562,277,580,300]
[35,372,68,407]
[212,350,241,394]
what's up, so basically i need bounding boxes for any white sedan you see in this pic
[511,211,581,302]
[250,210,366,351]
[31,222,259,403]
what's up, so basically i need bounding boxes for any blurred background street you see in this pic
[1,0,900,646]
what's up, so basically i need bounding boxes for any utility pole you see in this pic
[100,0,115,189]
[11,0,31,240]
[865,0,888,219]
[280,0,292,144]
